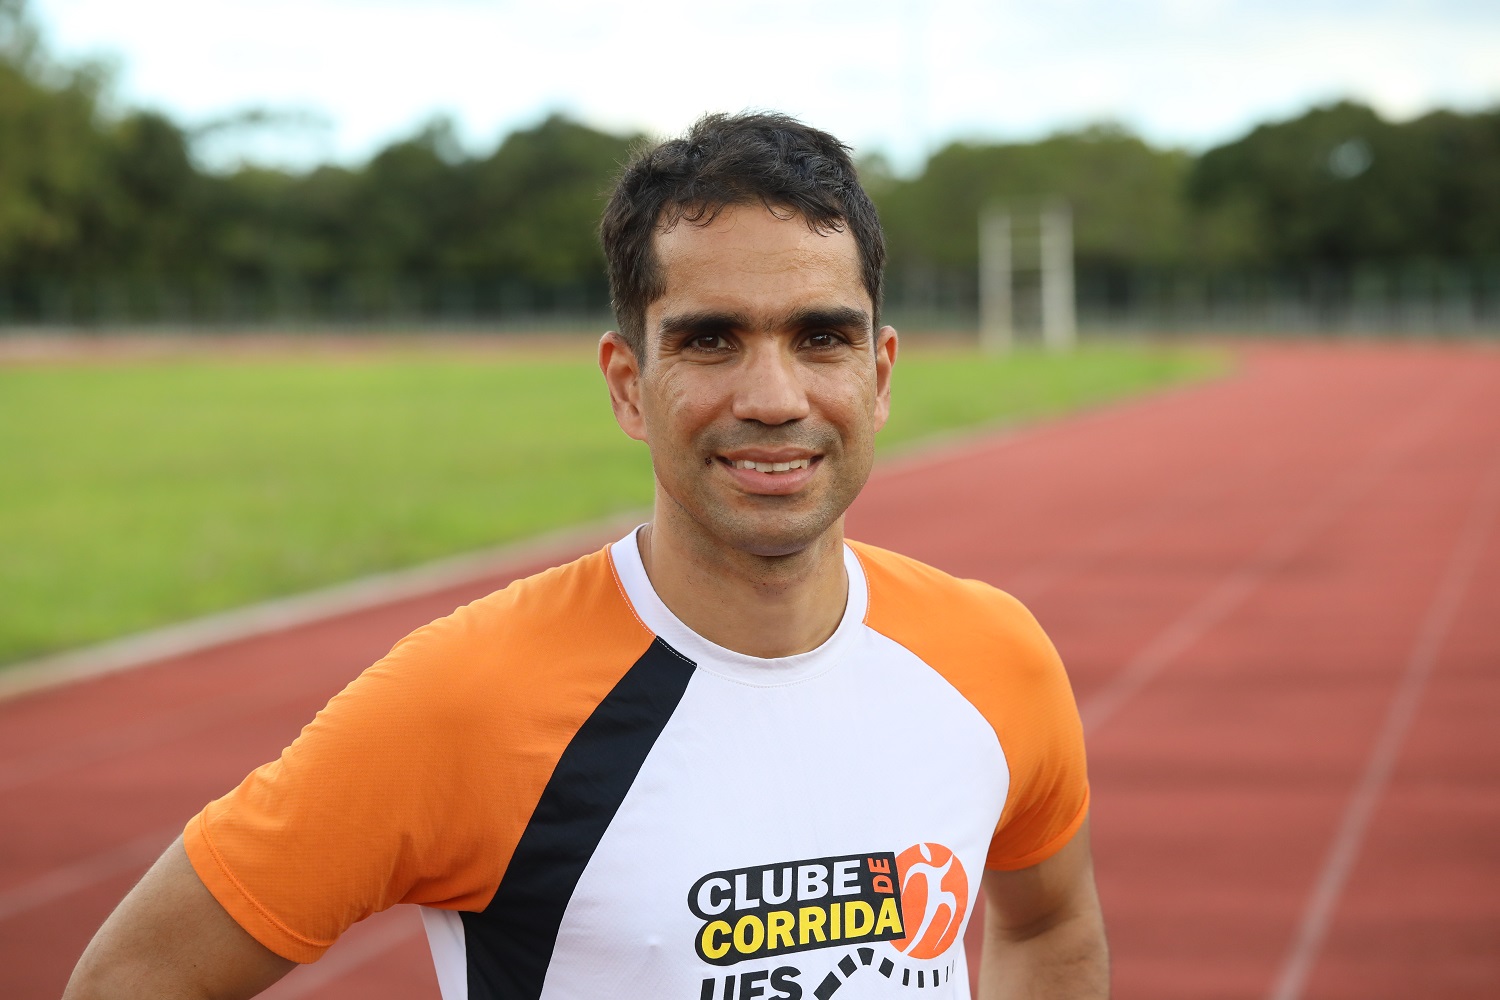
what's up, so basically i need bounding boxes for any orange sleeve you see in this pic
[852,542,1090,872]
[182,548,653,963]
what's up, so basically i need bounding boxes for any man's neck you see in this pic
[636,516,850,660]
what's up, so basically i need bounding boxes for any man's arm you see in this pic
[64,836,296,1000]
[977,813,1109,999]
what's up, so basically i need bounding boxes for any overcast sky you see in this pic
[31,0,1500,173]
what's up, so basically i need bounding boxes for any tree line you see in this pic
[3,0,1498,327]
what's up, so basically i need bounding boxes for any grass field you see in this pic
[0,338,1225,665]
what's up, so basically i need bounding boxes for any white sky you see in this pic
[31,0,1500,173]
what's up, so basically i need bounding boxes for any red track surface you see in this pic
[3,343,1497,999]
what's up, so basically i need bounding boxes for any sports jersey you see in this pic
[183,529,1089,1000]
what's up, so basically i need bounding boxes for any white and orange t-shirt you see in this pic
[184,530,1089,1000]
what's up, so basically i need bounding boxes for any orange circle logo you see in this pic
[889,843,968,959]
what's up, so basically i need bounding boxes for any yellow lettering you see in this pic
[845,899,876,938]
[701,920,732,960]
[874,897,904,937]
[798,905,828,945]
[831,900,842,940]
[733,914,765,955]
[767,910,795,951]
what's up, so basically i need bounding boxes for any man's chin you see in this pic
[658,484,850,560]
[711,511,845,560]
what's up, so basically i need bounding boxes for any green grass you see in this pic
[0,340,1225,664]
[877,344,1222,449]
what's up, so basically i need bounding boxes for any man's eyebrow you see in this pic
[780,306,871,333]
[656,305,872,340]
[657,310,753,338]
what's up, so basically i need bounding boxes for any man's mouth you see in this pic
[726,458,813,474]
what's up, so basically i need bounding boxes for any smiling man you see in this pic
[597,194,892,659]
[66,113,1107,1000]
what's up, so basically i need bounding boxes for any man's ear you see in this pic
[599,331,648,442]
[873,325,898,433]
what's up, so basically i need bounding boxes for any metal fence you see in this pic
[885,260,1500,336]
[1076,261,1500,335]
[4,261,1499,336]
[0,276,615,331]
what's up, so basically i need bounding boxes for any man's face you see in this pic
[601,202,897,559]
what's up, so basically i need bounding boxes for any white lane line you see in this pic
[0,353,1238,706]
[260,912,425,1000]
[1004,456,1264,607]
[870,355,1243,482]
[0,682,309,793]
[1265,443,1500,1000]
[0,827,175,922]
[0,829,423,999]
[1079,376,1472,734]
[0,513,645,703]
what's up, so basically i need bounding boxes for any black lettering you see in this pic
[701,978,716,1000]
[740,969,769,1000]
[771,967,803,1000]
[693,851,903,962]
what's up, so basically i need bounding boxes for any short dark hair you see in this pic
[599,112,885,357]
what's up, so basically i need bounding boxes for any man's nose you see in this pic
[732,343,811,425]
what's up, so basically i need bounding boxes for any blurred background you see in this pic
[3,0,1499,334]
[3,4,1500,999]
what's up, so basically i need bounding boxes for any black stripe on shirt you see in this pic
[462,637,695,1000]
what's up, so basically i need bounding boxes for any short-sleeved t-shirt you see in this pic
[184,531,1089,1000]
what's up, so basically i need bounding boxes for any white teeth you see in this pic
[733,459,811,473]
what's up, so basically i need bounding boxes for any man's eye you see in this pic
[806,331,842,349]
[689,334,726,351]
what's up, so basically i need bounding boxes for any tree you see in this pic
[0,0,113,284]
[1189,100,1500,265]
[876,124,1195,277]
[453,114,639,292]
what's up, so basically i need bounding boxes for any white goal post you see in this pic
[979,200,1076,353]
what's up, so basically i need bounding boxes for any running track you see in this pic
[2,343,1497,999]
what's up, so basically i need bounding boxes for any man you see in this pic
[65,113,1107,1000]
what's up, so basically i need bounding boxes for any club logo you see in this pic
[888,843,968,960]
[688,852,907,966]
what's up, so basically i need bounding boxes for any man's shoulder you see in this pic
[848,540,1035,632]
[847,539,1063,691]
[452,542,641,634]
[368,543,654,701]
